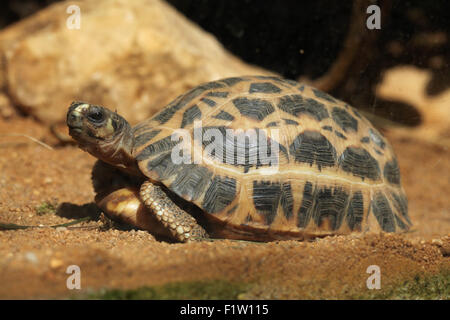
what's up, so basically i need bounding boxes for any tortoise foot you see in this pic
[140,181,209,242]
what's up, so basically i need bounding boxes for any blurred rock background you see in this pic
[0,0,269,124]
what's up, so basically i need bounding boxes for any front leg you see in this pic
[140,181,209,242]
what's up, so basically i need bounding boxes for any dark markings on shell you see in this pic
[374,149,384,156]
[220,77,246,86]
[312,88,337,103]
[298,85,305,92]
[213,110,235,121]
[200,125,227,163]
[369,128,386,149]
[353,109,362,119]
[133,129,161,148]
[297,182,349,231]
[136,136,179,161]
[206,91,229,98]
[313,186,349,231]
[297,181,314,228]
[158,89,197,119]
[227,205,238,215]
[181,105,202,128]
[170,165,213,201]
[390,191,410,225]
[371,192,395,232]
[394,214,408,230]
[132,122,150,135]
[252,181,293,224]
[249,82,282,94]
[278,95,329,121]
[331,107,358,132]
[256,135,287,171]
[346,191,364,231]
[283,118,299,125]
[277,143,289,163]
[252,181,280,225]
[289,130,337,170]
[280,183,294,220]
[202,176,237,214]
[154,81,225,124]
[146,152,180,180]
[322,125,333,131]
[271,77,300,88]
[383,158,400,185]
[200,98,217,107]
[266,121,278,127]
[233,97,275,121]
[360,136,370,143]
[285,79,300,87]
[201,126,283,172]
[334,130,347,140]
[339,147,380,181]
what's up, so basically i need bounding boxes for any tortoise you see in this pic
[66,75,411,242]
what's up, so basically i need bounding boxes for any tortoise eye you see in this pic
[87,108,104,123]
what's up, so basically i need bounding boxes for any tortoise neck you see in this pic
[96,119,138,174]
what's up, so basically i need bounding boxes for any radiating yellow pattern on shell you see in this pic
[128,76,410,239]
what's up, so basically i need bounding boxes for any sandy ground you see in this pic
[0,117,448,299]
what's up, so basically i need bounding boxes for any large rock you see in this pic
[376,66,450,148]
[0,0,270,124]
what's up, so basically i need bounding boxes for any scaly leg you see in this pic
[140,180,209,242]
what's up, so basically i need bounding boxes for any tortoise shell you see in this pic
[131,75,411,239]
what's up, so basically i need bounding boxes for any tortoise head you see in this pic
[67,102,136,170]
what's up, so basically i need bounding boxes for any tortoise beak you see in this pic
[67,102,88,134]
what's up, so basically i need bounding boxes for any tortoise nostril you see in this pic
[67,111,82,127]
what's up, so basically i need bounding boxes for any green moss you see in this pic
[35,201,57,215]
[73,269,449,300]
[351,268,450,300]
[78,280,250,300]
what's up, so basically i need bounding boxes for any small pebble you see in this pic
[43,177,53,184]
[50,258,64,269]
[25,252,38,265]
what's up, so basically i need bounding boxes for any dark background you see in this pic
[1,0,449,124]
